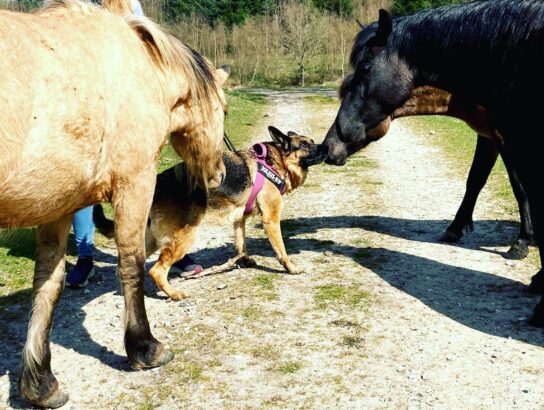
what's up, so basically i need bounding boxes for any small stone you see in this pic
[217,284,227,290]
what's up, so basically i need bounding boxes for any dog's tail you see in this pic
[93,204,115,238]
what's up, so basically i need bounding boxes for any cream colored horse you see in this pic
[0,0,228,407]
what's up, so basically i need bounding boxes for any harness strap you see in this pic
[244,143,286,214]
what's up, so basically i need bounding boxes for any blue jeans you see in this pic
[73,206,95,257]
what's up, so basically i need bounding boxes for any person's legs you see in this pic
[173,254,203,275]
[66,206,95,288]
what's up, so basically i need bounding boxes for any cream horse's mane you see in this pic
[40,0,221,115]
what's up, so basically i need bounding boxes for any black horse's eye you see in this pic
[361,63,372,77]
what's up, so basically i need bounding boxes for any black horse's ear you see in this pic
[268,126,290,150]
[368,9,392,48]
[376,9,392,44]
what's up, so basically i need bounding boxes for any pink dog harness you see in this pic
[244,143,286,214]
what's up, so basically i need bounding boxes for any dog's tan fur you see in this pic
[96,128,322,300]
[148,129,315,299]
[0,1,227,406]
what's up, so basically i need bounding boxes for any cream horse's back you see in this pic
[0,1,228,407]
[0,3,167,226]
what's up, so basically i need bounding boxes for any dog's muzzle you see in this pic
[301,144,329,168]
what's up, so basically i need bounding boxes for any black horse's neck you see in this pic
[388,0,544,108]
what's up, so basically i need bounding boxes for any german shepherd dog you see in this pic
[94,127,326,300]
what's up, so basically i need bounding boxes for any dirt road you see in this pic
[1,89,542,409]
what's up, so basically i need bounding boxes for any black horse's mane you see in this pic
[351,0,544,75]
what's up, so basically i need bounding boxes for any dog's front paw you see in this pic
[287,265,304,275]
[168,289,190,301]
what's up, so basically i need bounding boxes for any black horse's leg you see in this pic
[526,188,544,322]
[501,131,544,325]
[499,147,535,260]
[441,135,498,242]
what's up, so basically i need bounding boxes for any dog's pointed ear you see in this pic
[268,126,290,150]
[287,131,299,138]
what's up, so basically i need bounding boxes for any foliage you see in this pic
[0,0,40,11]
[312,0,353,16]
[393,0,466,16]
[162,0,277,26]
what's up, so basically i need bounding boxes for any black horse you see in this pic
[323,2,544,325]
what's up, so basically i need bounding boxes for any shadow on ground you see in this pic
[1,214,541,406]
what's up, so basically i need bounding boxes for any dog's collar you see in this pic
[244,143,286,214]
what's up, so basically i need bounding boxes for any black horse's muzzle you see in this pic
[323,141,348,166]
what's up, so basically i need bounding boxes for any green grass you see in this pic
[0,89,269,307]
[341,335,363,349]
[224,90,268,148]
[402,116,515,212]
[277,361,302,374]
[314,284,371,310]
[254,274,275,291]
[303,95,338,105]
[347,158,378,169]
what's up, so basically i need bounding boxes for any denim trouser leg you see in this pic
[73,206,95,257]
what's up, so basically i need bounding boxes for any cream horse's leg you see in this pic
[113,166,173,369]
[18,215,72,408]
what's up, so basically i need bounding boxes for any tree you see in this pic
[312,0,353,16]
[280,1,323,86]
[160,0,278,26]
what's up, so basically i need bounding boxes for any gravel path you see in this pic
[0,89,542,409]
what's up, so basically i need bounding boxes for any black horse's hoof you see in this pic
[503,239,529,260]
[440,229,462,243]
[529,301,544,327]
[528,314,544,328]
[528,270,544,294]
